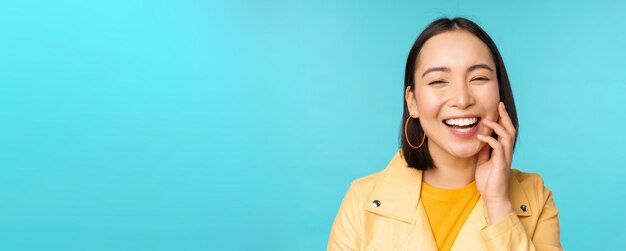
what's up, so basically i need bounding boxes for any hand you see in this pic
[475,102,516,224]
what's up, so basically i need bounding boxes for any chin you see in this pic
[449,143,482,158]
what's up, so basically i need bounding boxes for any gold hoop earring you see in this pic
[404,116,426,149]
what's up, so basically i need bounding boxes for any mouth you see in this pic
[442,116,481,137]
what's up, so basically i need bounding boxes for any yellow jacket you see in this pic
[327,150,563,251]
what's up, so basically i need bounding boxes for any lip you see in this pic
[442,115,482,138]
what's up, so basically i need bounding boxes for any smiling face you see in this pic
[405,30,500,159]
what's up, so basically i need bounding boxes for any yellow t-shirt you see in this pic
[420,180,480,251]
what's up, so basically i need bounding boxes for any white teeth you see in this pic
[444,117,478,126]
[454,127,472,133]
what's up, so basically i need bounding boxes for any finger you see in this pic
[477,142,491,165]
[496,104,515,164]
[476,134,506,168]
[481,118,512,163]
[498,102,516,137]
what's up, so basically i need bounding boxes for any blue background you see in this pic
[1,0,624,250]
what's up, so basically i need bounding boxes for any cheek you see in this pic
[479,85,500,119]
[415,92,447,137]
[415,90,444,117]
[486,100,500,120]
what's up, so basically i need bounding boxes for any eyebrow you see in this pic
[421,64,494,78]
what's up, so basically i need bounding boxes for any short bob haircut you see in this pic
[401,17,519,170]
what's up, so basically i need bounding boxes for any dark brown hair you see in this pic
[401,17,518,170]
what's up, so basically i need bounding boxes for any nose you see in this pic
[449,82,475,109]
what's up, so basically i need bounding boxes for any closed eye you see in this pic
[471,76,490,81]
[428,80,447,85]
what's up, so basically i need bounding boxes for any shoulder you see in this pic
[346,169,386,199]
[511,169,551,192]
[508,169,561,241]
[512,169,545,187]
[346,149,417,197]
[510,169,556,207]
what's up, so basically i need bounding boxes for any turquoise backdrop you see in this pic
[2,0,625,250]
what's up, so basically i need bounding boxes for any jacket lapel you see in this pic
[365,151,421,223]
[364,151,437,250]
[405,200,438,251]
[450,198,488,250]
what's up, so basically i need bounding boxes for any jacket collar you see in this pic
[365,150,531,223]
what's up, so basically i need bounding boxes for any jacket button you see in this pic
[520,204,528,212]
[371,200,381,208]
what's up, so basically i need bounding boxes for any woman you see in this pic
[327,17,562,251]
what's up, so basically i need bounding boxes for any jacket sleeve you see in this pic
[327,181,362,251]
[480,176,563,251]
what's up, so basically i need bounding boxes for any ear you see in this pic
[405,86,419,118]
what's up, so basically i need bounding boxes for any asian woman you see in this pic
[327,17,562,251]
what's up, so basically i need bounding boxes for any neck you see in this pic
[422,140,478,189]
